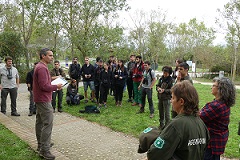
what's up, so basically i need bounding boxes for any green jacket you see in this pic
[147,114,209,160]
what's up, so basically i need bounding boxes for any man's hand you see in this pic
[57,84,62,90]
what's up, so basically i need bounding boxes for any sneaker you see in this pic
[28,112,33,116]
[150,114,154,118]
[104,104,107,108]
[127,99,132,102]
[11,112,20,116]
[58,109,63,113]
[91,99,96,103]
[84,99,88,103]
[39,151,55,160]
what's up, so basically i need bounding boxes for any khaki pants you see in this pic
[35,102,53,152]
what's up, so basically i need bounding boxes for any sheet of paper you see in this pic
[51,77,68,86]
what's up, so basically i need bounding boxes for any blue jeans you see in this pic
[141,88,154,114]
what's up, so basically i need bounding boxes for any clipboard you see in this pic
[51,77,68,87]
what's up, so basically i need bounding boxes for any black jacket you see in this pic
[81,64,95,81]
[94,65,104,86]
[156,75,173,100]
[26,69,34,90]
[100,69,113,88]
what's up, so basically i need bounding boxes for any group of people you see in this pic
[0,50,237,160]
[138,59,236,160]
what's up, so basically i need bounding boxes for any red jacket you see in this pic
[132,62,144,82]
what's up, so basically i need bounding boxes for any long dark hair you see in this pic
[116,60,124,72]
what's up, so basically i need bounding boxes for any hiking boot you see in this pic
[11,112,20,116]
[39,151,55,160]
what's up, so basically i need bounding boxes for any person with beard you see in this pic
[156,66,173,129]
[126,54,136,103]
[132,55,144,107]
[68,57,81,90]
[50,60,66,113]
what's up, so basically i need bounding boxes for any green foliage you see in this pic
[0,31,26,67]
[0,124,41,160]
[63,83,239,158]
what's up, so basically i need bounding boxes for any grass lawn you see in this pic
[63,83,240,159]
[0,82,238,159]
[0,124,41,160]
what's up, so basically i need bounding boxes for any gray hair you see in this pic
[39,48,51,59]
[213,77,236,107]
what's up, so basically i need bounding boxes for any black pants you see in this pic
[99,85,109,104]
[1,88,18,114]
[115,84,124,102]
[52,90,63,110]
[95,84,100,102]
[127,77,134,99]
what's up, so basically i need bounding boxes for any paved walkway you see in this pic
[0,84,146,160]
[0,82,238,160]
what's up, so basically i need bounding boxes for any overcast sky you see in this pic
[117,0,230,45]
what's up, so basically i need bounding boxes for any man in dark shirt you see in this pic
[50,60,66,113]
[26,62,38,116]
[126,54,135,103]
[81,57,95,103]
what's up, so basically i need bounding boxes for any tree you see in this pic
[217,0,240,81]
[0,31,26,67]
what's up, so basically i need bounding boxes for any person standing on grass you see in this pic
[172,62,193,118]
[99,62,112,108]
[0,56,20,116]
[137,61,156,118]
[50,60,66,113]
[126,54,136,103]
[68,57,81,90]
[200,77,236,160]
[33,48,62,160]
[26,62,38,116]
[132,55,144,107]
[146,81,209,160]
[114,60,128,106]
[94,59,104,104]
[81,57,96,103]
[156,66,173,129]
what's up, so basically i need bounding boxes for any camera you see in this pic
[143,78,148,85]
[133,74,141,78]
[7,74,12,79]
